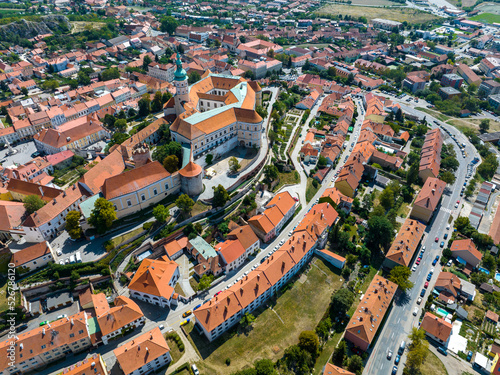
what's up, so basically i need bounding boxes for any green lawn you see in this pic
[470,13,500,24]
[111,227,144,248]
[306,177,320,203]
[273,171,300,192]
[165,337,184,364]
[421,350,448,375]
[186,257,343,375]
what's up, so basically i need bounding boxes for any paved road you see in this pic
[364,103,480,375]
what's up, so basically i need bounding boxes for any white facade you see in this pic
[101,316,146,345]
[129,267,180,308]
[148,64,175,82]
[125,351,172,375]
[14,244,55,272]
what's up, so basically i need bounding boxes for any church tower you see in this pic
[174,53,189,116]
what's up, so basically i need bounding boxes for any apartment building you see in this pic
[419,128,443,182]
[11,241,55,272]
[410,177,446,224]
[457,63,482,86]
[216,239,250,273]
[402,75,426,94]
[148,62,175,82]
[383,219,426,269]
[194,202,338,341]
[97,296,145,345]
[344,275,397,351]
[0,312,92,375]
[479,80,500,98]
[114,327,172,375]
[59,354,109,375]
[128,256,180,308]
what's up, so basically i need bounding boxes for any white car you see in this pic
[279,239,285,246]
[417,297,422,305]
[56,249,62,256]
[159,324,165,330]
[412,264,417,272]
[413,307,419,316]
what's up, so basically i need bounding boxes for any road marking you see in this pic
[398,318,401,324]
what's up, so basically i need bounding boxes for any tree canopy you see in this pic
[23,195,46,215]
[212,184,230,208]
[389,266,415,292]
[65,210,82,239]
[88,198,117,234]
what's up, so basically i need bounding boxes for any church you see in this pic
[164,54,264,162]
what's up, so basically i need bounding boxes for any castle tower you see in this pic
[132,143,151,167]
[173,53,189,116]
[178,148,203,196]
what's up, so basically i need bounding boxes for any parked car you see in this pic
[466,351,473,362]
[180,319,190,326]
[435,237,439,242]
[424,282,429,288]
[39,321,49,326]
[440,241,445,248]
[421,246,426,252]
[412,264,417,272]
[191,364,200,375]
[392,366,398,375]
[417,297,422,305]
[437,346,448,356]
[16,324,28,332]
[394,355,401,365]
[56,314,67,320]
[444,233,448,239]
[427,274,432,281]
[413,307,419,316]
[182,310,192,318]
[447,259,453,267]
[420,288,426,297]
[432,256,439,266]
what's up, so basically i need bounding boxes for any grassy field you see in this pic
[186,257,343,375]
[273,171,300,192]
[315,4,439,23]
[421,350,448,375]
[351,0,397,5]
[476,2,500,14]
[470,12,500,23]
[306,177,320,203]
[165,336,184,364]
[111,227,144,248]
[446,118,500,133]
[191,201,210,216]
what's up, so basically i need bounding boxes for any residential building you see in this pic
[128,256,180,308]
[344,275,397,351]
[216,239,248,273]
[193,202,337,342]
[479,80,500,97]
[322,364,355,375]
[0,312,92,375]
[7,179,62,202]
[410,177,446,224]
[402,75,426,94]
[383,219,426,269]
[439,86,461,100]
[457,63,482,86]
[419,128,443,182]
[10,241,55,273]
[420,312,452,345]
[441,73,463,89]
[147,62,175,82]
[102,161,179,219]
[97,296,145,345]
[434,271,476,302]
[59,354,109,375]
[319,187,353,213]
[114,327,171,375]
[226,223,260,255]
[372,18,402,30]
[450,238,482,268]
[316,249,346,269]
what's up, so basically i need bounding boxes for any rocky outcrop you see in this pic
[0,15,70,40]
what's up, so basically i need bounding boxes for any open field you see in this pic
[273,171,300,192]
[421,350,448,375]
[111,227,144,248]
[446,118,500,133]
[315,4,439,23]
[475,2,500,14]
[470,12,500,23]
[186,257,343,375]
[306,177,320,203]
[71,21,106,34]
[350,0,397,6]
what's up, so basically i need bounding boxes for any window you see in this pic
[165,184,169,190]
[127,200,132,207]
[69,333,74,338]
[153,189,158,195]
[41,345,46,349]
[141,194,146,201]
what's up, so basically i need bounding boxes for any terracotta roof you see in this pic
[489,207,500,245]
[7,178,62,202]
[420,312,452,342]
[58,354,107,375]
[102,161,170,200]
[79,149,126,195]
[0,200,26,231]
[413,177,446,212]
[178,160,202,178]
[248,211,278,235]
[45,150,74,166]
[216,239,246,265]
[294,202,338,242]
[450,238,483,265]
[128,256,178,300]
[321,187,353,206]
[265,191,296,217]
[345,275,397,348]
[0,312,90,372]
[385,219,426,267]
[33,118,106,149]
[486,310,499,323]
[435,272,461,297]
[96,296,144,336]
[323,363,355,375]
[11,241,52,266]
[114,327,170,375]
[227,224,259,251]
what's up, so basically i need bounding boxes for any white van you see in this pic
[75,252,82,263]
[69,255,75,263]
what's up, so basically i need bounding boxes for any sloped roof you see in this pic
[11,241,52,266]
[420,312,452,342]
[128,256,179,300]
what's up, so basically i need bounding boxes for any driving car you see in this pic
[387,350,393,360]
[180,318,190,326]
[417,297,422,305]
[435,237,439,242]
[413,307,419,316]
[424,282,429,288]
[182,310,192,318]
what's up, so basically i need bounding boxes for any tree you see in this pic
[406,327,429,372]
[103,114,116,128]
[23,195,46,214]
[256,105,267,119]
[379,186,395,210]
[113,118,127,131]
[160,16,179,35]
[188,71,201,84]
[176,194,195,214]
[138,94,151,117]
[347,355,364,375]
[88,198,117,234]
[198,274,213,290]
[162,91,172,104]
[205,154,213,165]
[151,90,163,112]
[332,340,347,366]
[365,216,393,251]
[212,185,229,208]
[42,79,59,91]
[239,312,256,329]
[228,156,241,173]
[254,359,276,375]
[163,155,179,173]
[101,67,120,81]
[480,119,490,133]
[389,266,415,292]
[152,204,169,223]
[317,155,328,168]
[77,70,91,85]
[264,164,279,183]
[298,331,319,356]
[483,253,497,272]
[330,288,355,318]
[142,55,152,71]
[65,210,82,239]
[440,170,456,185]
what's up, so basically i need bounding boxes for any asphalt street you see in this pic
[364,101,480,375]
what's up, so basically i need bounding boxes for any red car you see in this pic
[293,197,299,202]
[424,282,429,288]
[416,259,421,265]
[435,237,439,242]
[214,291,222,297]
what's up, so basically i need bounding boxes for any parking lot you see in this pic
[24,301,80,332]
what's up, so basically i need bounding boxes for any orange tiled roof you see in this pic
[385,219,426,267]
[128,256,178,300]
[96,296,144,336]
[420,312,452,342]
[11,241,52,266]
[413,177,446,212]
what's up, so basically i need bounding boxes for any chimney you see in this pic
[38,185,44,196]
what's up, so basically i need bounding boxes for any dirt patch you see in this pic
[446,118,500,133]
[71,21,106,34]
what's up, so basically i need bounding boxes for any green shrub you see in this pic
[143,222,153,231]
[225,358,231,366]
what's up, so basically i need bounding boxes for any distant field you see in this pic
[461,0,476,7]
[470,12,500,23]
[70,21,106,34]
[315,4,439,23]
[350,0,397,6]
[475,2,500,14]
